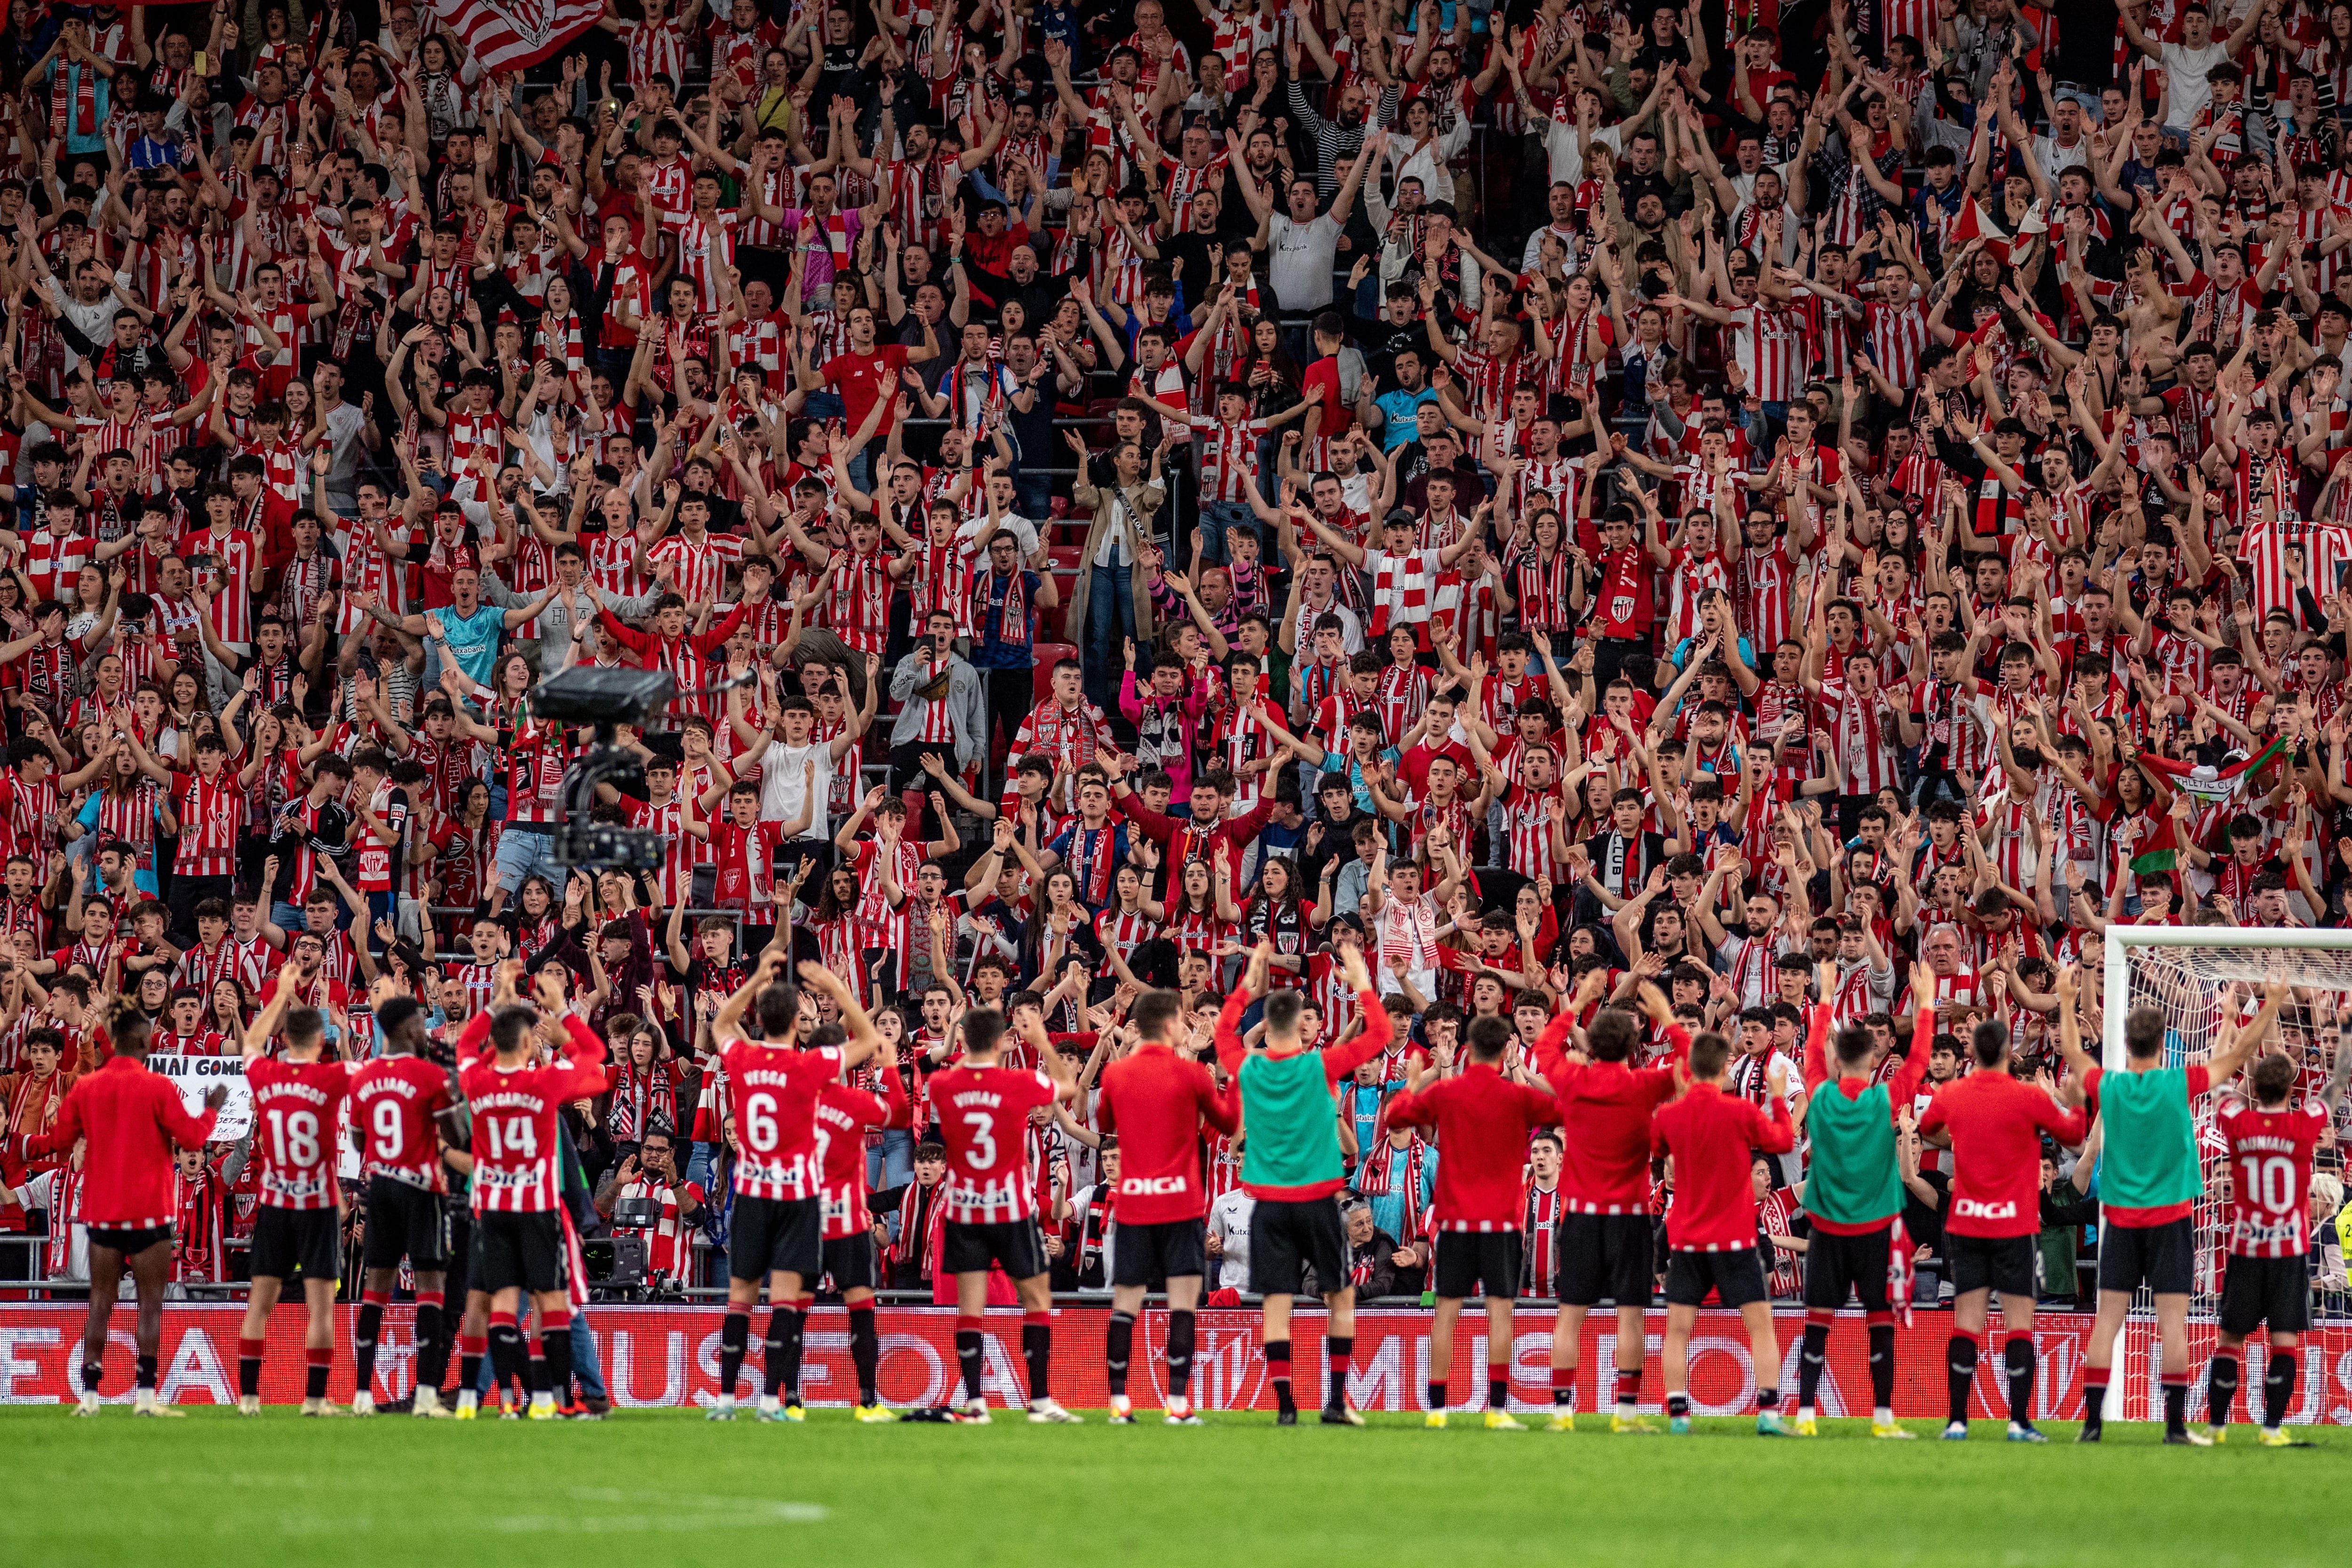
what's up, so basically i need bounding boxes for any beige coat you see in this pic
[1063,474,1165,647]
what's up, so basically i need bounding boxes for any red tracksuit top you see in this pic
[1530,1010,1692,1213]
[1094,1040,1240,1224]
[27,1054,217,1229]
[1384,1061,1563,1229]
[1918,1069,2088,1239]
[1650,1081,1794,1251]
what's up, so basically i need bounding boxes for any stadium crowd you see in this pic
[6,0,2352,1429]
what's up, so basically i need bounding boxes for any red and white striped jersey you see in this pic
[618,16,686,88]
[1827,685,1900,797]
[1864,298,1928,392]
[351,1053,453,1192]
[245,1055,358,1213]
[930,1060,1059,1223]
[1729,302,1805,404]
[1094,906,1161,977]
[720,1037,844,1201]
[659,206,739,314]
[614,1175,706,1281]
[1159,150,1230,231]
[1496,781,1563,882]
[2217,1097,2329,1258]
[459,1015,610,1213]
[172,771,245,876]
[816,1077,903,1239]
[647,530,746,607]
[1736,542,1796,656]
[1189,413,1270,502]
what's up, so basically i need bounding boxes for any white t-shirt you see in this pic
[1269,212,1342,312]
[757,738,831,839]
[2159,41,2230,128]
[1208,1188,1255,1290]
[957,510,1039,560]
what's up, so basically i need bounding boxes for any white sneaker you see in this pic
[131,1389,183,1418]
[413,1387,444,1418]
[236,1394,262,1417]
[350,1390,377,1418]
[707,1394,738,1422]
[1027,1399,1083,1424]
[954,1398,991,1425]
[299,1397,344,1418]
[1164,1395,1201,1425]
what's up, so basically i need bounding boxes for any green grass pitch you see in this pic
[3,1408,2348,1566]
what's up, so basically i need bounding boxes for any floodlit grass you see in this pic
[4,1407,2348,1566]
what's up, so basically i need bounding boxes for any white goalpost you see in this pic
[2094,926,2352,1422]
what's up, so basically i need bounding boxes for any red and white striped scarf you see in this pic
[1376,892,1438,976]
[1357,1132,1430,1241]
[50,59,95,139]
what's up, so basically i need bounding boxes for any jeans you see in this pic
[1199,499,1257,567]
[684,1141,715,1196]
[570,1312,607,1402]
[866,1127,915,1195]
[1085,562,1136,713]
[1014,472,1052,520]
[494,827,564,896]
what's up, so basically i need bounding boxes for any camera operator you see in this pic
[592,1128,707,1291]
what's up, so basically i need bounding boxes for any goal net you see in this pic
[2104,927,2351,1323]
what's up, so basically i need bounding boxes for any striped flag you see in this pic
[422,0,602,73]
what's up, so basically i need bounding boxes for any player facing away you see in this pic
[1915,1014,2088,1442]
[706,952,878,1422]
[1530,973,1692,1432]
[931,999,1086,1422]
[796,963,901,1421]
[235,984,361,1416]
[349,987,456,1416]
[1792,961,1931,1439]
[2208,1013,2352,1444]
[452,965,611,1419]
[1651,1027,1797,1435]
[25,1001,224,1415]
[1216,938,1392,1426]
[2056,973,2273,1444]
[1094,985,1240,1425]
[1384,1014,1563,1430]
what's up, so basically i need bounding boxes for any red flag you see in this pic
[421,0,602,74]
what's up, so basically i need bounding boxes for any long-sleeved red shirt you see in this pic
[1112,788,1279,905]
[1095,1040,1240,1225]
[1800,998,1933,1235]
[1916,1070,2088,1238]
[1650,1082,1794,1251]
[1531,1010,1692,1212]
[1385,1062,1563,1229]
[28,1054,217,1229]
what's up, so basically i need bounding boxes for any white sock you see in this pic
[758,1393,781,1411]
[1798,1404,1815,1421]
[715,1392,737,1410]
[1875,1406,1893,1425]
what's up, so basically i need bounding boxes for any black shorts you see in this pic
[2219,1253,2312,1337]
[363,1176,450,1271]
[821,1233,878,1293]
[1249,1198,1348,1298]
[2098,1216,2195,1297]
[1113,1218,1206,1287]
[1665,1248,1770,1308]
[941,1217,1049,1280]
[85,1225,172,1255]
[1557,1211,1653,1307]
[472,1210,565,1295]
[1804,1225,1893,1313]
[1433,1230,1522,1301]
[1948,1231,2037,1298]
[250,1205,341,1282]
[728,1195,823,1283]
